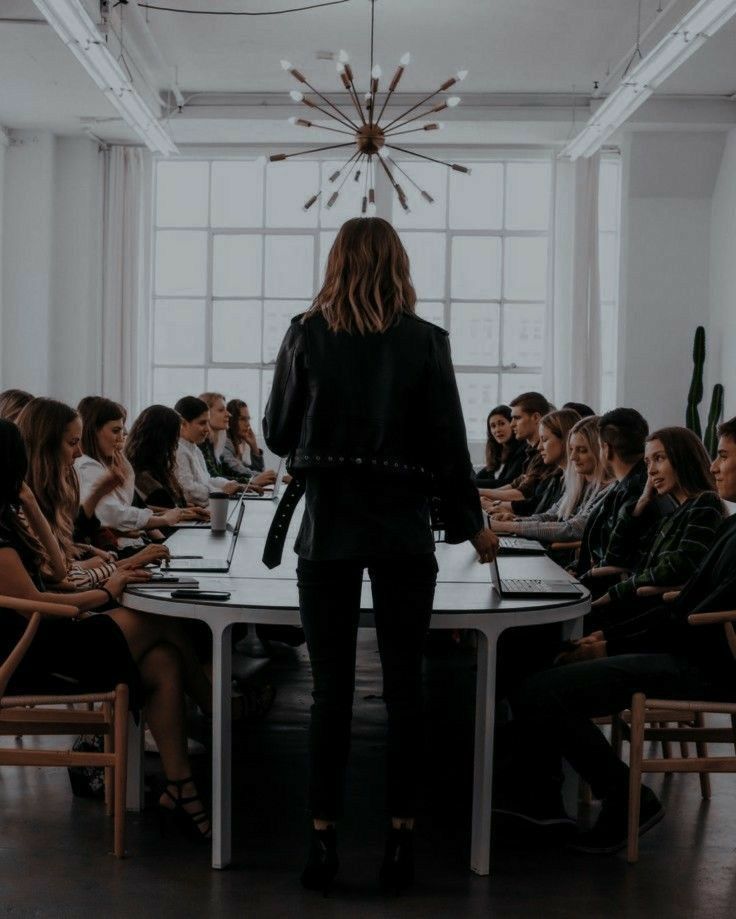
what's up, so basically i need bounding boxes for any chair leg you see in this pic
[113,684,129,859]
[694,712,711,800]
[103,700,113,817]
[730,714,736,757]
[627,693,647,864]
[659,723,673,764]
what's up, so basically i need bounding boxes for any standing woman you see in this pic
[264,217,496,894]
[474,405,526,488]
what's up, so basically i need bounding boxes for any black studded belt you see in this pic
[262,477,305,569]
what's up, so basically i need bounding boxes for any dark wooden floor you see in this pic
[1,633,735,918]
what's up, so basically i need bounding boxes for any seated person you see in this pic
[224,398,269,477]
[574,408,649,596]
[0,419,214,841]
[562,401,595,418]
[491,415,613,543]
[175,396,243,507]
[74,397,188,534]
[495,417,736,854]
[125,404,208,520]
[478,391,551,507]
[0,388,33,423]
[486,408,580,519]
[590,426,725,629]
[474,405,526,489]
[198,392,275,491]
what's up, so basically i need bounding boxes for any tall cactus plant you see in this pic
[686,325,705,439]
[704,384,725,459]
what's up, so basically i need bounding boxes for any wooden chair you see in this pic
[616,607,736,863]
[0,596,129,857]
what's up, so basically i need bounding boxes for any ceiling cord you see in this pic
[136,0,352,15]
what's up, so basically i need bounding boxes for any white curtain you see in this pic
[552,153,602,409]
[101,146,152,415]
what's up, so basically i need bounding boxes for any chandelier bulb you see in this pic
[336,61,345,74]
[400,52,411,66]
[280,60,292,71]
[367,201,377,216]
[338,49,350,63]
[371,64,382,79]
[447,96,461,107]
[437,122,445,130]
[456,69,468,82]
[289,90,304,102]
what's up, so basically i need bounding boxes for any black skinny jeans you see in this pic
[297,553,438,820]
[508,653,717,802]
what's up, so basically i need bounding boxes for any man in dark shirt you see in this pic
[495,417,736,854]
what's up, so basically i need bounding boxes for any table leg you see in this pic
[126,713,144,811]
[211,622,232,869]
[470,626,498,876]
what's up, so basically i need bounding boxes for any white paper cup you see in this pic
[208,492,229,532]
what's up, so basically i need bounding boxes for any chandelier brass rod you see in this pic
[303,96,360,131]
[382,86,446,129]
[384,104,445,134]
[271,141,356,160]
[386,155,426,194]
[384,143,455,169]
[303,80,361,130]
[385,124,438,138]
[330,148,363,185]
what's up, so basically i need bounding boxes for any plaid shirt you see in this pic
[198,438,250,484]
[608,490,725,602]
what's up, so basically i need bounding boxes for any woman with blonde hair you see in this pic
[264,217,496,894]
[490,415,613,543]
[0,388,33,423]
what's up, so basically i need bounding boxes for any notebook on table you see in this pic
[490,556,582,600]
[164,501,245,573]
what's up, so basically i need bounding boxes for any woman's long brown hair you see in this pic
[304,217,417,334]
[16,398,80,559]
[647,427,719,499]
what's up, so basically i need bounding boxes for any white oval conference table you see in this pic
[124,500,590,874]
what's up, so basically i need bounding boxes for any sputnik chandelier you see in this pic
[269,0,470,215]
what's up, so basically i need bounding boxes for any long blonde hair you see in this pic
[558,415,612,518]
[304,217,417,334]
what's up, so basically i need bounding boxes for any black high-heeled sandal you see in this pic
[158,776,212,843]
[300,825,339,896]
[379,826,415,895]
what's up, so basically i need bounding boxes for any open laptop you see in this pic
[164,500,245,572]
[172,494,243,529]
[497,536,547,555]
[242,458,285,501]
[490,556,582,600]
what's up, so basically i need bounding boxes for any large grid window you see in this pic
[598,156,622,412]
[151,153,554,440]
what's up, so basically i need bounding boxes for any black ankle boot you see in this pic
[300,825,339,895]
[379,826,415,895]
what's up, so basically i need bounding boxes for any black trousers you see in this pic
[507,653,717,802]
[297,553,438,820]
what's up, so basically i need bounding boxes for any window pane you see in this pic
[400,232,446,298]
[156,161,209,227]
[503,304,544,368]
[319,230,338,283]
[450,303,500,366]
[266,161,319,228]
[599,233,619,303]
[451,237,501,300]
[599,160,621,232]
[415,301,446,328]
[264,235,314,298]
[504,237,547,300]
[449,163,503,229]
[155,231,207,297]
[456,373,499,440]
[213,235,262,298]
[505,162,551,231]
[153,367,205,408]
[392,162,447,230]
[206,368,261,404]
[319,160,366,228]
[211,160,264,228]
[153,300,205,365]
[500,373,544,405]
[263,300,310,362]
[212,301,262,364]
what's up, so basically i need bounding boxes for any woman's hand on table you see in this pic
[471,528,499,564]
[105,568,153,601]
[118,543,170,569]
[181,506,209,521]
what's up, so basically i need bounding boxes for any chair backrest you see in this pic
[0,611,40,699]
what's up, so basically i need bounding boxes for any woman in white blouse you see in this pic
[174,396,243,507]
[75,398,195,531]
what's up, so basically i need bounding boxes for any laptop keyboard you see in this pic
[502,577,549,592]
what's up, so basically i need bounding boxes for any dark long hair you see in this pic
[305,217,417,334]
[0,419,46,572]
[484,405,518,471]
[78,397,126,464]
[227,399,247,452]
[647,427,718,498]
[125,405,185,506]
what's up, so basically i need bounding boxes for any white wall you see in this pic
[708,128,736,421]
[618,132,723,430]
[0,132,102,402]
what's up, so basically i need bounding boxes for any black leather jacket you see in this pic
[263,311,483,544]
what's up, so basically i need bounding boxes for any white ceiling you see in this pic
[0,0,735,142]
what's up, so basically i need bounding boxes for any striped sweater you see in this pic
[507,482,614,543]
[607,490,725,602]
